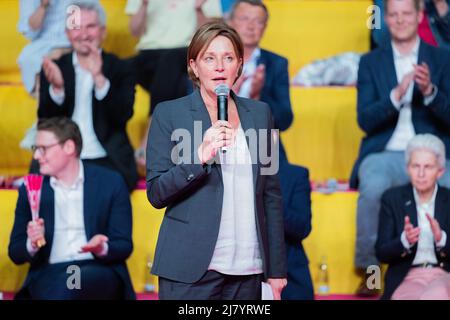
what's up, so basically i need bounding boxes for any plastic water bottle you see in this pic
[317,256,330,295]
[144,255,155,292]
[0,291,3,300]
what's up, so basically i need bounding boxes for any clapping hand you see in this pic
[404,216,420,246]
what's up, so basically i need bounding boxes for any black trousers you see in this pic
[24,260,123,300]
[158,270,263,300]
[130,47,190,115]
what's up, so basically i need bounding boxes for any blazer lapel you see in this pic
[434,186,448,229]
[257,49,267,67]
[402,184,418,227]
[233,92,259,188]
[381,44,398,91]
[189,90,223,178]
[412,41,428,106]
[82,164,97,240]
[190,89,212,136]
[61,53,76,116]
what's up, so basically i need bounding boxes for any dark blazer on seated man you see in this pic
[350,41,450,189]
[9,163,135,300]
[278,147,314,300]
[375,184,450,300]
[258,49,294,132]
[38,51,138,191]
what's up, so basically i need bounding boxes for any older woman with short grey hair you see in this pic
[376,133,450,300]
[405,133,446,169]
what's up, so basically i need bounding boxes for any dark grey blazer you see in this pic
[146,89,287,283]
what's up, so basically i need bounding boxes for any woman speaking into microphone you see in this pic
[145,21,287,300]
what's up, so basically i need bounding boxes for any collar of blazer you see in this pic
[189,89,260,187]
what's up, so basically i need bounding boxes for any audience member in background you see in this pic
[125,0,222,167]
[351,0,450,296]
[38,1,138,191]
[372,0,450,50]
[17,0,100,150]
[18,0,77,98]
[9,117,135,300]
[376,134,450,300]
[221,0,236,18]
[278,143,314,300]
[227,0,293,132]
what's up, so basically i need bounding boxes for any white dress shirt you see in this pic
[208,124,263,275]
[238,48,261,99]
[49,52,109,159]
[401,184,447,265]
[386,38,437,151]
[26,161,108,263]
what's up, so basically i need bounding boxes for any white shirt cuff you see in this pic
[49,85,65,106]
[436,231,447,248]
[96,241,109,257]
[401,231,412,250]
[94,79,110,101]
[424,85,438,106]
[26,238,39,257]
[390,89,402,110]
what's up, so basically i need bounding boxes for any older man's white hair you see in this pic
[405,134,446,169]
[67,1,107,27]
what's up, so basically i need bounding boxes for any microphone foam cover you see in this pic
[215,84,230,96]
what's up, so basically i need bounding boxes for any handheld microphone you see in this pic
[215,84,230,153]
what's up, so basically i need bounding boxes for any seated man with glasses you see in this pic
[9,117,135,300]
[376,134,450,300]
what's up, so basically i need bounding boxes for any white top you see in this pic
[208,125,263,275]
[49,52,109,159]
[125,0,222,50]
[401,184,447,265]
[26,162,108,263]
[238,48,261,98]
[386,38,437,151]
[17,0,76,92]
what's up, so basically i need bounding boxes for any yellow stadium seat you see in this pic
[262,0,371,76]
[0,0,28,84]
[281,87,364,181]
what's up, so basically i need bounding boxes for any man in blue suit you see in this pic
[372,0,450,50]
[351,0,450,296]
[227,0,293,132]
[278,144,314,300]
[9,117,135,300]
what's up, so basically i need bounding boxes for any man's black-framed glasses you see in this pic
[31,142,62,155]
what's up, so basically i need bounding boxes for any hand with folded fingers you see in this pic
[27,218,45,250]
[80,234,109,256]
[198,120,235,164]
